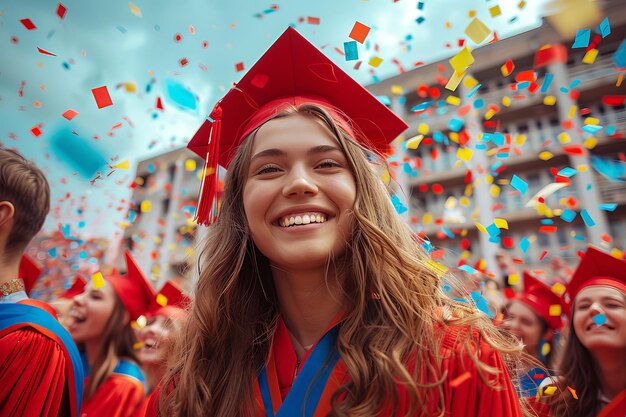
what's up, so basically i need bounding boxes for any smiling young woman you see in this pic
[147,27,529,417]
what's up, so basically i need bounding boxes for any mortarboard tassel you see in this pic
[195,111,222,225]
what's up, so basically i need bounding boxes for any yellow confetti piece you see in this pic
[368,56,383,67]
[489,5,502,17]
[463,75,479,89]
[508,273,520,285]
[541,342,551,356]
[382,170,390,185]
[123,82,137,93]
[543,95,557,105]
[92,272,105,289]
[464,184,473,196]
[427,260,448,277]
[468,10,477,17]
[584,137,597,149]
[457,147,474,162]
[567,386,578,400]
[140,200,152,212]
[494,218,508,229]
[391,85,404,95]
[582,48,599,64]
[486,174,494,185]
[464,17,491,44]
[449,47,474,73]
[444,196,458,210]
[584,117,599,125]
[610,248,624,259]
[113,160,130,170]
[490,184,500,198]
[445,70,465,91]
[538,151,554,161]
[418,123,429,135]
[135,176,145,185]
[445,20,452,29]
[156,293,169,307]
[185,159,196,171]
[515,134,527,146]
[568,105,577,119]
[485,109,496,120]
[405,135,424,149]
[475,222,488,234]
[449,132,459,143]
[446,95,461,106]
[135,315,147,328]
[460,196,470,206]
[577,164,588,172]
[543,385,558,395]
[423,213,433,225]
[501,96,511,107]
[133,341,144,349]
[552,282,566,296]
[557,132,571,144]
[518,0,526,8]
[617,72,624,87]
[549,304,562,316]
[129,2,142,18]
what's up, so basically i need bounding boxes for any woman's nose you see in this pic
[589,302,605,316]
[282,170,318,197]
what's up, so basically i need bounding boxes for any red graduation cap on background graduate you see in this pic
[19,254,43,296]
[104,250,156,321]
[59,275,87,300]
[515,272,569,330]
[567,246,626,302]
[187,26,408,225]
[148,281,190,319]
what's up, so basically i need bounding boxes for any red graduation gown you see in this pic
[0,300,83,417]
[80,359,146,417]
[598,390,626,417]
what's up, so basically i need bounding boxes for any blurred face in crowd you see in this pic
[573,286,626,354]
[243,113,356,271]
[69,283,116,343]
[136,314,175,366]
[504,300,547,357]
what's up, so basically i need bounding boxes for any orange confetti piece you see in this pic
[450,371,471,388]
[91,86,113,109]
[307,16,320,25]
[62,109,78,120]
[567,386,578,399]
[30,126,42,137]
[349,21,371,44]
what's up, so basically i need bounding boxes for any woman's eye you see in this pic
[317,159,341,169]
[577,304,589,310]
[256,165,281,175]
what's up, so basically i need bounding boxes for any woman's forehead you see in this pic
[576,285,625,301]
[251,113,338,152]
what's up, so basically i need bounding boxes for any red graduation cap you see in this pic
[105,250,156,321]
[59,275,87,299]
[567,246,626,301]
[149,281,190,319]
[188,26,408,224]
[515,272,568,330]
[19,254,43,296]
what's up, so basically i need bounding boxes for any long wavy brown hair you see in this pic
[160,104,529,416]
[82,292,141,399]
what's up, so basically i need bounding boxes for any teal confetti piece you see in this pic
[597,17,610,38]
[344,41,359,61]
[442,226,454,239]
[580,209,595,227]
[558,167,578,177]
[540,73,554,93]
[582,124,603,134]
[471,291,495,318]
[519,237,530,254]
[510,175,528,194]
[486,223,501,237]
[459,264,479,274]
[560,209,576,222]
[390,195,408,214]
[599,203,617,211]
[614,39,626,67]
[593,314,607,326]
[448,118,464,132]
[48,248,57,258]
[606,125,616,135]
[541,219,554,225]
[492,132,505,146]
[572,29,590,48]
[410,101,433,112]
[466,84,481,98]
[415,16,425,24]
[377,96,391,106]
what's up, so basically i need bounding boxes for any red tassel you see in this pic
[195,118,221,225]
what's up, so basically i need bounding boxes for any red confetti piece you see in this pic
[533,372,546,379]
[155,96,164,110]
[18,80,26,97]
[562,145,586,156]
[235,62,245,72]
[307,16,320,25]
[179,57,189,67]
[561,119,574,130]
[431,249,445,260]
[391,58,405,73]
[30,126,42,137]
[504,288,515,299]
[202,40,209,49]
[515,70,536,82]
[91,86,113,109]
[20,18,37,30]
[539,225,557,234]
[11,36,19,44]
[602,95,626,106]
[57,3,67,19]
[450,371,471,388]
[432,183,444,194]
[37,47,57,56]
[538,250,548,261]
[62,109,78,120]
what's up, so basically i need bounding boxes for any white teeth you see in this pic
[278,213,327,227]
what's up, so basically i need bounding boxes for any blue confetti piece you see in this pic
[422,240,433,253]
[540,73,554,93]
[541,219,554,225]
[344,41,359,61]
[79,251,87,259]
[572,29,590,48]
[448,118,464,132]
[390,195,408,214]
[560,209,576,222]
[580,209,596,227]
[377,95,391,106]
[441,227,454,239]
[415,16,425,24]
[476,143,487,150]
[597,17,611,38]
[471,291,495,318]
[569,79,581,89]
[517,81,531,90]
[473,98,484,109]
[433,131,445,143]
[398,96,406,105]
[510,175,528,194]
[459,264,479,274]
[116,25,127,34]
[591,155,626,182]
[486,223,501,237]
[614,39,626,68]
[410,101,433,112]
[147,163,156,173]
[593,314,607,326]
[49,125,107,179]
[78,221,85,228]
[62,224,71,239]
[519,237,530,254]
[417,1,425,9]
[492,132,505,146]
[165,78,198,112]
[582,124,603,134]
[48,248,57,258]
[559,87,569,93]
[606,125,616,135]
[573,234,586,241]
[558,167,578,177]
[599,203,617,211]
[466,84,481,98]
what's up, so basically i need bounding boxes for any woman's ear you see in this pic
[0,201,15,228]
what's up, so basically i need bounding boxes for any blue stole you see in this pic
[81,352,146,389]
[258,326,340,417]
[0,302,84,414]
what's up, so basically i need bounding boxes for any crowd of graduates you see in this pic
[1,27,625,417]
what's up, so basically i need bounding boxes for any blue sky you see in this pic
[0,0,547,241]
